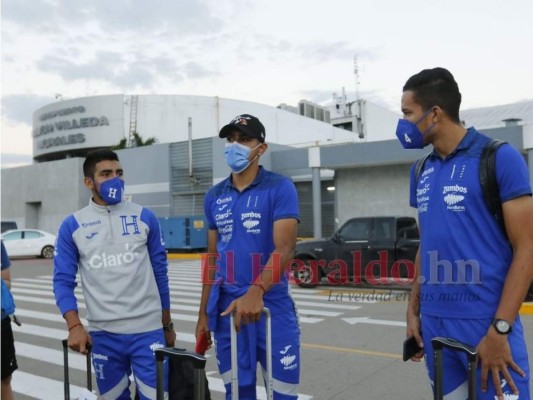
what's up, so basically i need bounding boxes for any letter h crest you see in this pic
[120,215,141,236]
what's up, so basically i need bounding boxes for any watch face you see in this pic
[165,321,174,330]
[496,320,510,333]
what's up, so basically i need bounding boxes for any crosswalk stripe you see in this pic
[17,342,88,370]
[298,317,324,324]
[12,371,89,400]
[15,322,79,341]
[15,308,88,324]
[14,277,56,284]
[291,300,361,311]
[14,305,202,325]
[12,293,57,305]
[295,309,341,317]
[12,287,70,297]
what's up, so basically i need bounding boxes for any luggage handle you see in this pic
[230,307,273,400]
[62,339,93,400]
[155,347,208,400]
[431,337,478,400]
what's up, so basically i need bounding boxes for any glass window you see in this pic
[374,220,393,240]
[397,219,420,239]
[2,231,22,241]
[340,220,370,241]
[24,231,43,239]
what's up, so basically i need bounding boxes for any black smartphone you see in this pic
[403,334,423,361]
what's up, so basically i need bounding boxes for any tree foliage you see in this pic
[112,132,157,150]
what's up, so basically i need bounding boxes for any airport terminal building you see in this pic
[2,94,533,240]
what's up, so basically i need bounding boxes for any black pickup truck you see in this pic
[292,216,420,288]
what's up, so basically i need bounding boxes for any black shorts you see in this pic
[1,317,18,380]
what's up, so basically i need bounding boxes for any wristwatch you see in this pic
[163,321,174,332]
[492,319,512,335]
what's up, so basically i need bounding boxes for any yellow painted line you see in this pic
[167,253,202,260]
[301,342,401,360]
[520,302,533,315]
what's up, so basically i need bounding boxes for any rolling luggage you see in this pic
[155,347,209,400]
[230,307,273,400]
[431,337,478,400]
[62,339,95,400]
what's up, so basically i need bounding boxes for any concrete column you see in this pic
[308,146,322,238]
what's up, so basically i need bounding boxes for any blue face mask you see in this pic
[395,108,435,149]
[224,142,261,173]
[97,177,125,205]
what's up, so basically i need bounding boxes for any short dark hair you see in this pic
[83,149,120,178]
[403,67,462,123]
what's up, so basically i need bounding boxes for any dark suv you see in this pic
[1,221,17,233]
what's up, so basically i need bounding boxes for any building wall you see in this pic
[135,94,359,146]
[335,164,417,228]
[116,143,171,217]
[1,158,87,234]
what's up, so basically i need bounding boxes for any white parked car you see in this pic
[1,229,56,259]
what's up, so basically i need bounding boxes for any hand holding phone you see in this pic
[195,332,209,355]
[403,334,423,361]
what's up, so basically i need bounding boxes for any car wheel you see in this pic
[41,245,54,259]
[293,259,321,289]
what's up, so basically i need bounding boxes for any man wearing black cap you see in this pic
[196,114,301,399]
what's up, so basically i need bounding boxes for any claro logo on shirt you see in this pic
[88,243,139,269]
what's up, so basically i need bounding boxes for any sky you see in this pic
[1,0,533,168]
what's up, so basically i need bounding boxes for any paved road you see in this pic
[7,257,533,399]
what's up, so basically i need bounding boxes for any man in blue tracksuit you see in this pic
[196,114,301,399]
[399,68,533,399]
[53,149,176,400]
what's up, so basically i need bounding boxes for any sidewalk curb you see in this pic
[520,302,533,316]
[167,253,202,260]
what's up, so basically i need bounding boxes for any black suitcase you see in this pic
[431,337,478,400]
[62,339,94,400]
[155,347,210,400]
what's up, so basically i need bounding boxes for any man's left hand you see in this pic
[477,328,525,399]
[221,286,264,333]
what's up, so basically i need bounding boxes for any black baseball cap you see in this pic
[219,114,266,142]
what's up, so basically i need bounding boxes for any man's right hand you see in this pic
[406,312,424,361]
[68,325,92,354]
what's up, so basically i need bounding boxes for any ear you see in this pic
[84,177,95,190]
[259,143,268,155]
[432,106,443,123]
